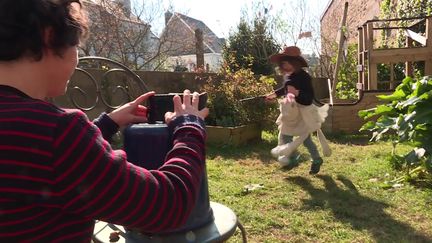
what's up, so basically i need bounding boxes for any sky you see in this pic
[139,0,329,54]
[130,0,330,54]
[156,0,329,39]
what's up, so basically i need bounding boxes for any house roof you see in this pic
[83,0,149,26]
[320,0,334,22]
[163,12,225,55]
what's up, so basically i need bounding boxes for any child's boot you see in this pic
[309,157,323,175]
[280,154,301,170]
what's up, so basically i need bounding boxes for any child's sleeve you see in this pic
[274,85,287,97]
[295,74,314,105]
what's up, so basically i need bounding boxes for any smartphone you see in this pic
[147,92,208,124]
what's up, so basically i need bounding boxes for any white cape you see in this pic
[271,99,331,164]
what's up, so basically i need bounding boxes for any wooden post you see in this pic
[369,64,378,90]
[425,17,432,75]
[405,36,414,77]
[390,63,395,90]
[367,22,378,90]
[358,27,364,90]
[195,28,204,71]
[363,25,368,90]
[331,2,349,97]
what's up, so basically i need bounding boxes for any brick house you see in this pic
[160,12,225,72]
[320,0,382,50]
[81,0,161,70]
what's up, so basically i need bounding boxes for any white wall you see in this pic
[167,53,222,72]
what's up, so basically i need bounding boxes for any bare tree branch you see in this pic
[80,0,187,71]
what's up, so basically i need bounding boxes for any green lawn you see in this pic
[206,132,432,243]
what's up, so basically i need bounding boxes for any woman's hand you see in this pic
[165,90,209,124]
[108,91,155,127]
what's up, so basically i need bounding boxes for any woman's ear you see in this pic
[42,27,55,57]
[43,27,54,46]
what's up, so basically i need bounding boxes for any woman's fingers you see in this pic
[166,90,209,124]
[183,90,191,108]
[173,95,182,114]
[133,91,155,106]
[191,92,199,109]
[165,111,174,123]
[132,115,148,123]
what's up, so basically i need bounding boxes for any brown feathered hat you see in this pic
[269,46,308,67]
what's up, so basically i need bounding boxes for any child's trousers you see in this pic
[280,134,321,161]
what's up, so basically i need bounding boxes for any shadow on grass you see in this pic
[286,175,431,242]
[207,139,276,164]
[325,133,372,146]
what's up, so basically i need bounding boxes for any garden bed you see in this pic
[206,124,262,146]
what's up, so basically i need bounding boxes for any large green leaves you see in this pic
[359,76,432,182]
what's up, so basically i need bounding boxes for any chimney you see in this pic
[165,11,173,26]
[195,28,204,70]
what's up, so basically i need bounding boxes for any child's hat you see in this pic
[269,46,308,67]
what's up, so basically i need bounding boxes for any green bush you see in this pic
[203,67,279,129]
[359,76,432,184]
[331,43,359,99]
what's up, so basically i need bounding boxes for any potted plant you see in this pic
[203,67,279,146]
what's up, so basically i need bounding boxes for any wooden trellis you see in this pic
[357,16,432,91]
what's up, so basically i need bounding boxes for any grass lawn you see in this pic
[206,132,432,243]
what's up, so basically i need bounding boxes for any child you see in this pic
[0,0,209,242]
[266,46,329,174]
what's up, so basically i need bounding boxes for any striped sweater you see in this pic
[0,85,206,242]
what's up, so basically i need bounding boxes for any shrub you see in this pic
[203,67,279,130]
[359,76,432,184]
[333,44,358,99]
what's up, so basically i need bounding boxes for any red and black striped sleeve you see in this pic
[51,110,206,232]
[92,112,119,142]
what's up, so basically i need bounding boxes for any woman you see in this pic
[0,0,209,241]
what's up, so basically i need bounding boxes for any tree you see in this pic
[249,0,331,78]
[223,14,279,75]
[80,0,183,71]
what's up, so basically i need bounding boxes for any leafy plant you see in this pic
[377,63,406,90]
[333,44,359,99]
[359,76,432,184]
[203,66,278,129]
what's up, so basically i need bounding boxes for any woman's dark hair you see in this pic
[0,0,88,61]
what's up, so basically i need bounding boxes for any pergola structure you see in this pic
[357,16,432,91]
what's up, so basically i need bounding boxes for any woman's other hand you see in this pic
[165,90,209,124]
[108,91,155,127]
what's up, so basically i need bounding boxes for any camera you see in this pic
[147,92,208,124]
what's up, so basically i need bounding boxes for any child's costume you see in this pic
[269,46,331,173]
[271,98,331,164]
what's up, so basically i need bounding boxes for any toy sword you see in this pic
[239,95,266,102]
